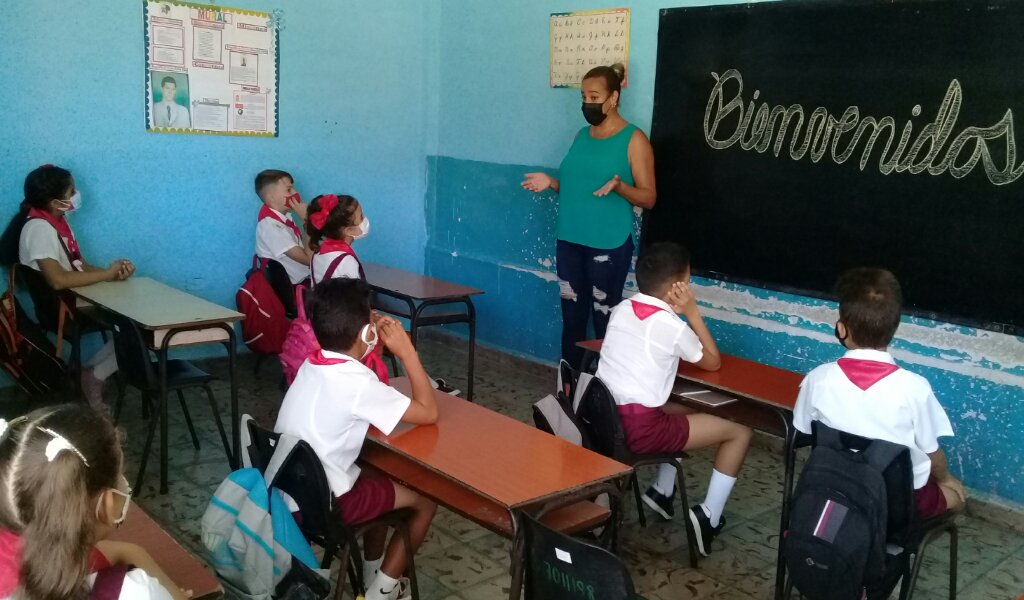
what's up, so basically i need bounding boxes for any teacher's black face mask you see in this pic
[582,102,607,126]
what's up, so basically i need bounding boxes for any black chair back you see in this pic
[522,513,636,600]
[15,263,63,333]
[108,313,156,390]
[244,417,278,474]
[264,259,298,318]
[575,376,629,461]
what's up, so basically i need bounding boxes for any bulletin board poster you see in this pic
[144,1,279,137]
[550,8,630,88]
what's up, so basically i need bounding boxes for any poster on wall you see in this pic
[144,0,279,137]
[550,8,630,88]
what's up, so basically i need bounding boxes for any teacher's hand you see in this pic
[521,172,553,193]
[593,175,621,197]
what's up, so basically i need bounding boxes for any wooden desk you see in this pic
[109,504,223,599]
[72,277,244,494]
[363,263,484,401]
[361,378,631,599]
[577,339,803,600]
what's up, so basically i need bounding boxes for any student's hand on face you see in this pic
[593,175,621,197]
[668,281,697,316]
[521,172,553,193]
[378,316,414,359]
[289,199,309,220]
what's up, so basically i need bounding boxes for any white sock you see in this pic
[701,469,737,527]
[653,463,677,496]
[362,555,383,588]
[365,571,400,600]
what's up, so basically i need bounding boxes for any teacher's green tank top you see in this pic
[557,123,637,250]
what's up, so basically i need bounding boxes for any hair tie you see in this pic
[36,427,89,466]
[310,194,340,230]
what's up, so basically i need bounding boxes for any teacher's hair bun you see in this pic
[610,63,626,83]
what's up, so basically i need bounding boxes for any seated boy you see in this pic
[254,169,313,285]
[794,268,966,520]
[275,278,438,600]
[597,242,753,556]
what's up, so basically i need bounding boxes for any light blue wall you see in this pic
[425,1,1024,506]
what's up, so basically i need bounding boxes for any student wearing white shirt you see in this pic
[305,193,369,284]
[596,242,753,556]
[0,404,187,600]
[0,165,135,406]
[793,268,966,520]
[275,278,438,600]
[153,76,191,128]
[254,169,312,285]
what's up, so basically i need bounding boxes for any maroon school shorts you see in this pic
[915,476,949,521]
[336,470,397,525]
[617,404,690,454]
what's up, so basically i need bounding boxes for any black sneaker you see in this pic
[686,504,726,557]
[433,378,461,397]
[641,485,675,520]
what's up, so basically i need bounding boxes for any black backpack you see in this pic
[784,423,908,600]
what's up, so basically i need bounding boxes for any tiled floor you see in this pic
[3,337,1023,599]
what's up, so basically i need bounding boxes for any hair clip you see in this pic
[36,427,89,466]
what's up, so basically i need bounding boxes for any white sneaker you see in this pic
[364,576,411,600]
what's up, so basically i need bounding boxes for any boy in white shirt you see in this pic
[275,278,438,600]
[254,169,312,285]
[597,242,753,556]
[794,268,966,520]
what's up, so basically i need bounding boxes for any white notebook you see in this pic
[672,380,739,407]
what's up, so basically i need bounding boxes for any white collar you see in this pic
[630,292,675,314]
[321,349,357,361]
[842,348,895,364]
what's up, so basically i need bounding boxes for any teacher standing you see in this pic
[522,63,657,368]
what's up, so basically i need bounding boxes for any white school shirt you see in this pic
[310,251,360,284]
[153,100,191,128]
[596,292,704,408]
[18,218,80,272]
[255,208,308,284]
[0,569,174,600]
[275,350,411,496]
[793,348,954,489]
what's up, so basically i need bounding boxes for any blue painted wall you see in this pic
[424,1,1024,506]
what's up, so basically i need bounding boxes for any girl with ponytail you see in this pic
[0,404,186,600]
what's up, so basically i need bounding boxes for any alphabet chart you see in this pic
[550,8,630,88]
[145,0,279,137]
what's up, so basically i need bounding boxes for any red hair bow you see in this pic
[310,194,339,230]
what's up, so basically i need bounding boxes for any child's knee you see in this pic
[732,422,754,443]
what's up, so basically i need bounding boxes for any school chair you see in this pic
[575,376,699,568]
[782,422,959,600]
[106,312,231,492]
[243,418,420,600]
[518,512,646,600]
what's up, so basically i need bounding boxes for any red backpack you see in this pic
[236,257,289,355]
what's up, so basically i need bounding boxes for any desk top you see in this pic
[367,378,630,510]
[364,263,484,301]
[109,504,222,599]
[577,339,803,410]
[72,277,242,331]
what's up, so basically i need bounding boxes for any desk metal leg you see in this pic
[158,343,170,495]
[508,510,525,600]
[466,298,476,402]
[775,414,798,600]
[223,325,240,469]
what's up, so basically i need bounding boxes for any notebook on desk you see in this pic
[672,380,738,407]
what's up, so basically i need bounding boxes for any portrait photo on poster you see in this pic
[151,70,192,129]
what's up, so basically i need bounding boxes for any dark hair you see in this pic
[0,165,74,266]
[254,169,293,197]
[308,277,372,352]
[305,194,360,251]
[835,268,903,348]
[583,63,625,95]
[160,76,176,88]
[0,404,123,600]
[635,242,691,296]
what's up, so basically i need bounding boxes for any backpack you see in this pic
[202,434,330,600]
[0,268,69,397]
[237,257,290,355]
[784,422,907,600]
[533,360,590,448]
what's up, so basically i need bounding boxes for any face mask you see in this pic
[56,191,82,213]
[98,475,132,527]
[352,217,370,241]
[359,323,378,359]
[582,102,607,126]
[285,192,302,208]
[834,322,849,348]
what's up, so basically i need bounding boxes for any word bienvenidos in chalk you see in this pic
[703,69,1023,186]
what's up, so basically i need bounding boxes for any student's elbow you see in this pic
[701,353,722,372]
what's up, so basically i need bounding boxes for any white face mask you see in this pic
[352,217,370,241]
[56,191,82,213]
[359,323,378,359]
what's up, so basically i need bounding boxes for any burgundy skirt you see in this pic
[617,404,690,454]
[915,477,949,521]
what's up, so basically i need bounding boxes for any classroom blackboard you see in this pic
[646,0,1024,335]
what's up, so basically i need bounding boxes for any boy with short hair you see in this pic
[794,268,966,519]
[597,242,753,556]
[275,278,438,600]
[254,169,312,285]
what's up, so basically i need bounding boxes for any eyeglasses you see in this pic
[109,475,133,526]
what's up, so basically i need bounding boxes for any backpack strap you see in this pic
[90,564,130,600]
[322,253,349,281]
